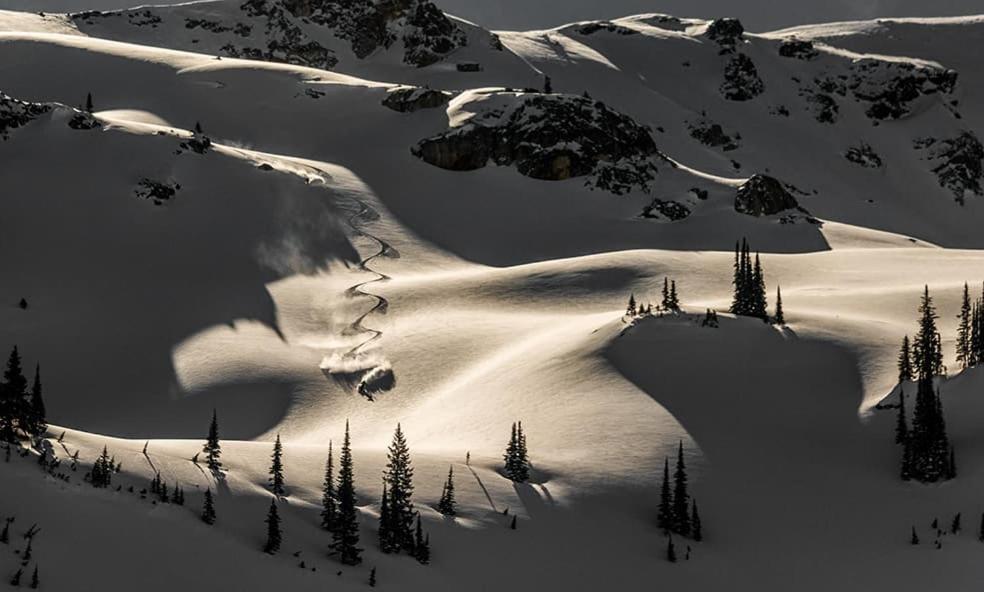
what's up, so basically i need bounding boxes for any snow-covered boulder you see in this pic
[914,131,984,203]
[734,174,805,217]
[382,86,453,112]
[412,91,663,194]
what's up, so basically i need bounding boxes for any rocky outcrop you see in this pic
[845,142,883,168]
[914,132,984,204]
[688,119,740,151]
[849,59,957,121]
[778,38,818,60]
[134,179,181,206]
[382,86,453,112]
[575,21,638,36]
[705,18,744,51]
[720,54,764,101]
[734,174,805,217]
[412,92,664,194]
[0,92,51,140]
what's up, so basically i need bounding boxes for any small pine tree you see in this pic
[378,482,392,552]
[413,515,430,564]
[1,346,28,443]
[957,283,972,368]
[626,294,637,317]
[657,457,673,532]
[503,422,530,482]
[30,565,38,589]
[437,466,456,516]
[10,567,21,586]
[661,278,671,310]
[331,421,362,565]
[898,336,914,383]
[368,567,376,587]
[510,515,517,530]
[85,93,93,112]
[691,500,702,542]
[202,488,216,525]
[320,441,337,531]
[382,424,416,554]
[264,499,282,554]
[951,512,962,534]
[28,364,45,437]
[666,535,677,562]
[774,285,784,325]
[895,391,908,445]
[203,409,222,472]
[910,526,919,545]
[269,434,286,497]
[671,442,690,536]
[0,519,9,544]
[543,75,552,94]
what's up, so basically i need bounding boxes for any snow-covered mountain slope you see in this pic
[6,5,984,591]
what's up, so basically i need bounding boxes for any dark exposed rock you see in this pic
[720,53,764,101]
[778,38,818,60]
[456,62,482,72]
[688,119,739,151]
[382,86,453,112]
[134,179,181,206]
[575,21,638,36]
[845,142,883,168]
[412,92,663,194]
[849,59,957,120]
[914,132,984,204]
[734,174,804,216]
[67,111,101,130]
[179,131,212,154]
[705,18,744,49]
[0,92,51,140]
[641,198,690,221]
[806,92,838,123]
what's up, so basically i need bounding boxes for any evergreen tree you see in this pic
[368,567,376,588]
[269,434,285,497]
[503,422,530,482]
[671,442,690,536]
[774,285,785,325]
[85,93,93,112]
[28,364,45,437]
[669,281,679,311]
[691,500,702,542]
[378,482,392,552]
[912,287,944,380]
[661,278,671,310]
[626,294,637,317]
[10,568,21,586]
[437,466,456,516]
[951,512,962,534]
[980,513,984,542]
[666,535,677,563]
[895,391,908,445]
[320,442,337,531]
[91,446,113,488]
[202,488,216,525]
[0,519,9,544]
[331,421,362,565]
[957,283,972,368]
[543,75,552,94]
[1,346,28,442]
[203,409,222,472]
[30,565,38,589]
[381,424,416,554]
[657,457,673,532]
[413,515,430,564]
[910,526,919,545]
[751,253,768,320]
[898,336,913,383]
[971,301,983,367]
[731,240,746,315]
[730,238,767,319]
[264,498,282,554]
[510,515,517,530]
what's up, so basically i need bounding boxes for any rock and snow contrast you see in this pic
[4,2,984,590]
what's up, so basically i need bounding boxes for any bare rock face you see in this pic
[778,38,818,60]
[688,119,740,151]
[0,92,51,140]
[845,142,883,168]
[705,18,744,50]
[412,92,664,194]
[734,174,803,216]
[914,132,984,204]
[721,54,764,101]
[850,59,958,120]
[575,21,638,36]
[382,86,453,112]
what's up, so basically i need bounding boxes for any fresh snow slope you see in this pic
[4,5,984,592]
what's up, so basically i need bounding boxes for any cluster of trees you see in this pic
[625,277,683,318]
[503,422,531,482]
[955,282,984,369]
[730,238,770,321]
[150,472,185,505]
[895,287,954,483]
[658,442,702,562]
[0,347,46,443]
[4,518,41,588]
[89,446,117,488]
